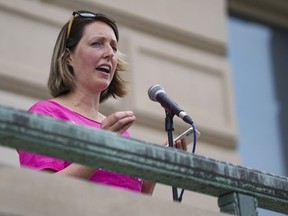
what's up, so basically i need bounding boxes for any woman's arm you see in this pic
[51,163,96,179]
[47,111,136,179]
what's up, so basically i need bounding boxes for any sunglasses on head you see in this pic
[66,10,116,40]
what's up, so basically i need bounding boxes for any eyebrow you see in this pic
[89,36,118,44]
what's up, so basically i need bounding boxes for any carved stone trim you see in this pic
[40,0,227,55]
[0,73,50,100]
[228,0,288,29]
[0,0,68,27]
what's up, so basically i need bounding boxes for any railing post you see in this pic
[218,192,258,216]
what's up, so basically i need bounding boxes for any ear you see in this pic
[65,48,73,66]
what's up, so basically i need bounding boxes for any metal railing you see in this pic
[0,104,287,215]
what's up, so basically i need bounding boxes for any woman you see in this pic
[18,10,186,194]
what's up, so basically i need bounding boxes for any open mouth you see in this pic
[96,65,111,73]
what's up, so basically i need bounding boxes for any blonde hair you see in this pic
[48,14,128,102]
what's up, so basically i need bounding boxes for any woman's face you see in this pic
[68,21,118,94]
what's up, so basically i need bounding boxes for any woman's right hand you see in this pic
[100,111,136,134]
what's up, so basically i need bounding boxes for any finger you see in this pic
[101,111,135,133]
[112,116,135,133]
[101,111,133,128]
[181,139,187,151]
[175,140,182,149]
[102,111,134,127]
[174,139,187,151]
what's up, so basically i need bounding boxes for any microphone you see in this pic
[148,84,193,125]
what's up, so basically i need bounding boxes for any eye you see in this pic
[111,45,118,52]
[111,42,118,52]
[91,41,103,47]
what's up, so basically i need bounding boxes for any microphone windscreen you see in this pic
[148,84,164,101]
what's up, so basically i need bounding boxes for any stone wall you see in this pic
[0,0,237,212]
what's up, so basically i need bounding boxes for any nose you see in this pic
[103,44,115,58]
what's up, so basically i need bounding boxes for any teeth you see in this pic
[100,66,109,70]
[97,65,110,73]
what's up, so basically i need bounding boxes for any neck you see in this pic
[54,91,103,122]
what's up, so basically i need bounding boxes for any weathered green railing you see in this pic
[0,104,287,215]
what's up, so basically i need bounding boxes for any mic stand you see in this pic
[165,111,179,202]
